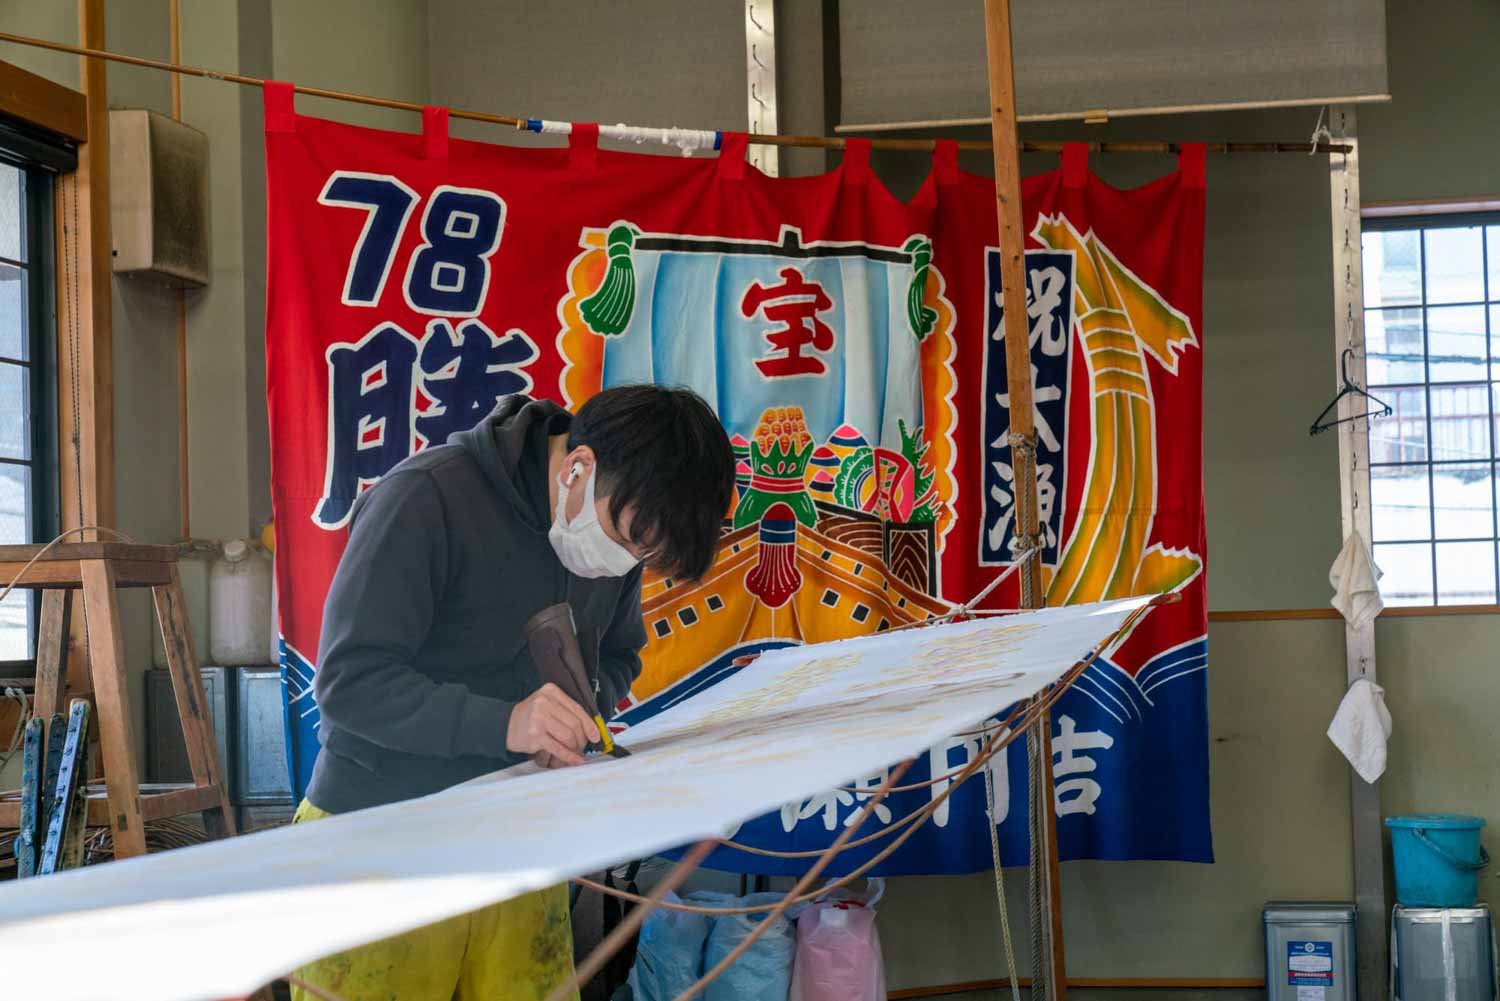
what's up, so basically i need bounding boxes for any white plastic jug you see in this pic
[209,540,274,666]
[263,521,280,666]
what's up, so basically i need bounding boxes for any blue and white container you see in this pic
[1264,902,1356,1001]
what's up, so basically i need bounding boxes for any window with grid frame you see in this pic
[0,160,57,661]
[1363,215,1500,607]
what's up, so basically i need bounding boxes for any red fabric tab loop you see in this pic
[842,138,872,184]
[569,123,599,169]
[1179,142,1206,189]
[263,81,295,133]
[422,106,449,159]
[718,132,748,180]
[1062,142,1088,189]
[933,140,959,185]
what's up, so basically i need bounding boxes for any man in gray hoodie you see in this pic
[290,385,736,1001]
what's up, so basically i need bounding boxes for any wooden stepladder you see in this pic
[0,543,235,861]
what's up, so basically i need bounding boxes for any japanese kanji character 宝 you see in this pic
[741,267,837,377]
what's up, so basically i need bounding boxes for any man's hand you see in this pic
[507,683,597,767]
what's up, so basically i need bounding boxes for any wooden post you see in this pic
[80,559,147,858]
[55,0,114,693]
[1326,105,1387,1001]
[57,0,114,537]
[982,0,1042,607]
[982,0,1067,994]
[154,563,236,839]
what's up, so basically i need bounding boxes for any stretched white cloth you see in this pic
[1329,532,1384,628]
[1327,678,1392,784]
[0,597,1149,1001]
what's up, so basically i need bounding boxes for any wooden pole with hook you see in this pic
[982,0,1067,995]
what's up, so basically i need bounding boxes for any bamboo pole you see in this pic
[0,29,1351,156]
[983,0,1066,996]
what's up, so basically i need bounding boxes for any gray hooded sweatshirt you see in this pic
[305,395,647,814]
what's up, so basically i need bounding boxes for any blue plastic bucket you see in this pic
[1386,814,1489,907]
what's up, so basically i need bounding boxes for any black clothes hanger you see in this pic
[1310,348,1392,435]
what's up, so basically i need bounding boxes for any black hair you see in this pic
[568,385,735,581]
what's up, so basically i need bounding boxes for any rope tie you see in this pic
[1027,716,1053,1000]
[1008,533,1046,557]
[983,727,1023,1001]
[1308,105,1332,157]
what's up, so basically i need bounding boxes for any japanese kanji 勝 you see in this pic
[314,317,537,528]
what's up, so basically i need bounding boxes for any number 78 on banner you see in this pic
[318,171,506,318]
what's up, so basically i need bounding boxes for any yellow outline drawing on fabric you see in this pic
[288,801,579,1001]
[1030,215,1203,610]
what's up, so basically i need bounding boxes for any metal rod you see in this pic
[837,92,1390,131]
[0,30,1352,155]
[168,0,180,119]
[168,0,188,540]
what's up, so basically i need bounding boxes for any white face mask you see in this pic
[549,463,641,579]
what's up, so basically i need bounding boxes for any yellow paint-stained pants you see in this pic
[289,800,579,1001]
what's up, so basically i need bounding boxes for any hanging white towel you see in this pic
[1327,678,1392,784]
[1329,532,1384,628]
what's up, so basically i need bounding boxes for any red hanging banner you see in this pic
[266,95,1210,871]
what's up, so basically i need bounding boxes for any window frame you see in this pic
[1362,210,1500,609]
[0,162,61,670]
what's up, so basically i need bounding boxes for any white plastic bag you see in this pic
[627,891,712,1001]
[789,880,887,1001]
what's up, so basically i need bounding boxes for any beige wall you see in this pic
[273,0,429,132]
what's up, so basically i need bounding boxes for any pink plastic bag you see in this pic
[788,882,886,1001]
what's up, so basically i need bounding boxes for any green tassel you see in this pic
[580,224,638,336]
[903,236,938,342]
